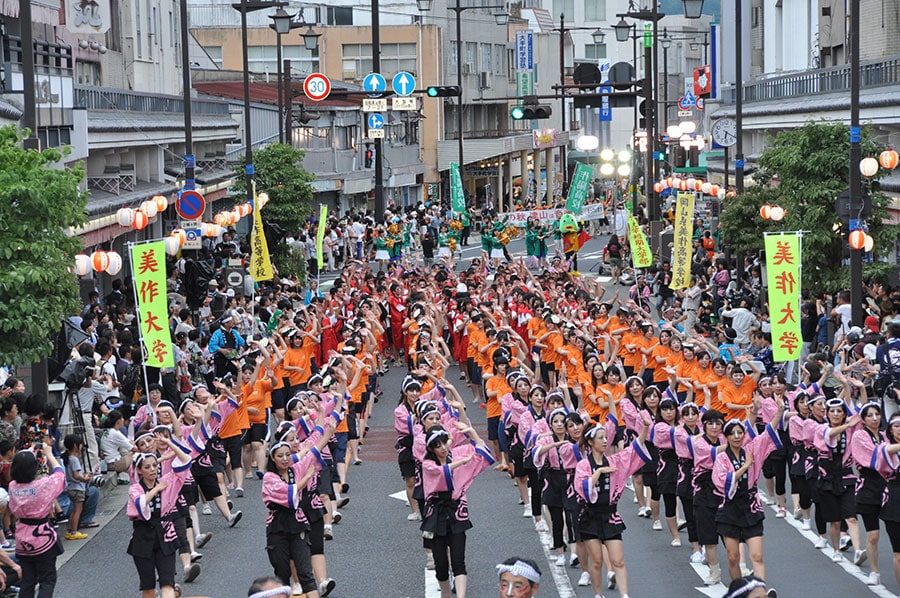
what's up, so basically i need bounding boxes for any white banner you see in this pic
[498,202,606,227]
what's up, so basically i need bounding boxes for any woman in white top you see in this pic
[99,409,135,481]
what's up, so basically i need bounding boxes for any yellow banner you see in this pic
[249,180,273,282]
[316,204,328,270]
[765,234,802,362]
[627,215,653,268]
[131,242,174,369]
[670,192,695,289]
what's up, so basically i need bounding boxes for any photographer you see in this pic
[75,359,112,472]
[876,322,900,418]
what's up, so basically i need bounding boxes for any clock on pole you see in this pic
[712,118,738,147]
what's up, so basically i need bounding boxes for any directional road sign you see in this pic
[363,98,387,112]
[392,97,417,111]
[367,113,385,130]
[363,72,386,96]
[175,189,205,220]
[392,71,416,96]
[303,73,331,101]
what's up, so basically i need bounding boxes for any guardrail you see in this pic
[74,86,231,115]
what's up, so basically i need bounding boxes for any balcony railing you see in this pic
[74,86,231,115]
[721,54,900,104]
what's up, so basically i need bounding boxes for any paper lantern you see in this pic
[654,182,663,193]
[694,179,703,191]
[258,192,269,207]
[701,182,713,194]
[105,251,122,275]
[880,149,899,170]
[164,237,180,256]
[231,209,242,222]
[859,157,879,177]
[132,210,148,230]
[245,202,253,214]
[686,178,696,189]
[864,234,875,253]
[74,254,91,277]
[153,194,169,212]
[140,200,158,219]
[171,228,186,247]
[710,184,720,196]
[91,251,109,272]
[760,204,772,220]
[666,177,674,188]
[116,207,135,227]
[770,206,785,221]
[849,229,866,250]
[717,188,726,200]
[678,180,688,191]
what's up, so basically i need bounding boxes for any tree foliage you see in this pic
[0,126,87,366]
[720,121,899,294]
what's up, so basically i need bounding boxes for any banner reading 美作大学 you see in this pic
[670,192,694,289]
[131,241,174,369]
[765,233,802,362]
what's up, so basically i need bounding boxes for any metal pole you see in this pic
[662,44,668,134]
[849,0,863,326]
[284,58,292,146]
[276,31,284,143]
[735,0,744,195]
[559,13,568,189]
[20,0,39,150]
[180,0,195,191]
[649,4,659,221]
[372,0,385,220]
[644,41,653,221]
[631,30,639,216]
[240,0,255,194]
[455,2,465,201]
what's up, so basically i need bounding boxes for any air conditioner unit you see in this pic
[479,71,492,89]
[463,63,475,75]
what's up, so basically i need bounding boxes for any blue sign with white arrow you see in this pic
[367,113,385,129]
[392,72,416,97]
[364,72,386,96]
[599,86,612,122]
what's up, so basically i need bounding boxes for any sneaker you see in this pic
[234,488,244,498]
[255,470,264,480]
[671,538,682,547]
[705,564,721,585]
[555,554,566,567]
[569,553,579,567]
[0,541,12,552]
[407,512,421,521]
[607,571,616,590]
[690,551,705,564]
[338,496,350,509]
[866,571,880,586]
[776,508,786,518]
[793,508,803,520]
[117,473,130,485]
[318,577,336,597]
[534,520,548,532]
[201,503,212,516]
[652,519,662,530]
[64,531,88,540]
[577,571,591,586]
[323,525,333,540]
[227,500,234,512]
[639,507,652,518]
[183,563,201,583]
[194,532,212,549]
[333,511,342,524]
[832,551,843,563]
[228,511,243,528]
[425,553,435,570]
[677,519,688,531]
[839,535,852,551]
[190,551,202,563]
[764,496,775,505]
[523,506,532,518]
[814,537,828,549]
[740,566,753,577]
[854,549,867,566]
[766,589,778,598]
[801,519,811,531]
[291,583,304,596]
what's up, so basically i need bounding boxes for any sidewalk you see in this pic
[56,475,128,570]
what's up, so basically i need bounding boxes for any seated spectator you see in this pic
[99,410,134,485]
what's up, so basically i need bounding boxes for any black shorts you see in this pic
[487,416,500,441]
[718,521,764,542]
[860,511,881,532]
[347,403,360,440]
[539,361,555,386]
[580,532,622,542]
[817,487,856,523]
[133,550,177,591]
[309,516,325,556]
[270,387,287,411]
[181,481,199,507]
[243,423,268,445]
[884,519,900,552]
[694,503,720,546]
[193,467,222,500]
[467,358,483,386]
[221,434,244,468]
[399,460,416,479]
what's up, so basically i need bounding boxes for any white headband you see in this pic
[724,578,766,598]
[426,428,449,447]
[495,560,541,583]
[268,441,291,457]
[248,586,292,598]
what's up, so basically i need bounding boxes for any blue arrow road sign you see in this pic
[367,113,385,129]
[364,73,386,95]
[392,72,416,96]
[599,85,612,122]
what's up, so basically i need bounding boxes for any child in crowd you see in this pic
[62,434,100,540]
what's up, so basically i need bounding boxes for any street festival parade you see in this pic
[5,2,900,598]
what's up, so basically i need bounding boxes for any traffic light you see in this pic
[364,144,374,168]
[426,86,461,97]
[510,104,552,120]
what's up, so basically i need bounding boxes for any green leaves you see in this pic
[0,125,87,366]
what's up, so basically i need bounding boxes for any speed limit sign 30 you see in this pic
[303,73,332,101]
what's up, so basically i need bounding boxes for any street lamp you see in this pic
[418,0,509,208]
[269,8,318,144]
[613,18,631,43]
[682,0,705,19]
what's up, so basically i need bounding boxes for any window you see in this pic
[135,0,142,59]
[450,41,458,73]
[76,61,102,86]
[205,46,223,68]
[480,44,492,73]
[584,44,607,60]
[552,0,575,20]
[326,7,353,25]
[465,42,477,70]
[105,0,121,52]
[149,4,156,59]
[494,44,505,75]
[248,45,319,75]
[584,0,605,22]
[341,43,417,80]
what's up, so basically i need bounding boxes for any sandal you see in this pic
[79,522,100,529]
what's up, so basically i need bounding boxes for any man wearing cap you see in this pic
[209,313,246,378]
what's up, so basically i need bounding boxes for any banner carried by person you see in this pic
[765,233,802,362]
[670,192,694,289]
[497,202,606,227]
[316,204,328,271]
[249,180,274,282]
[450,162,466,214]
[565,163,593,214]
[627,215,653,268]
[131,241,174,369]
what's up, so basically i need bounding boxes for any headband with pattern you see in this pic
[495,560,541,583]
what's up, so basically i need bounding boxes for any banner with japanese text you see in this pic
[565,163,593,214]
[627,215,653,268]
[765,233,802,362]
[131,241,174,369]
[670,192,695,289]
[316,204,328,271]
[249,180,274,282]
[450,162,466,214]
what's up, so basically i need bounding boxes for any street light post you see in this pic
[735,0,745,196]
[660,29,671,136]
[180,0,195,191]
[849,0,863,326]
[269,10,319,144]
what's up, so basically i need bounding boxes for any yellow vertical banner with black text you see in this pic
[765,233,802,362]
[316,204,328,271]
[627,215,653,268]
[670,192,695,289]
[249,180,274,282]
[131,241,174,369]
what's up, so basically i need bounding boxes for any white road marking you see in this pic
[425,567,441,598]
[534,520,578,598]
[389,490,409,503]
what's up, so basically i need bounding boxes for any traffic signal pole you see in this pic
[372,0,385,221]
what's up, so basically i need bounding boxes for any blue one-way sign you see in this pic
[367,113,385,129]
[392,72,416,96]
[364,73,386,96]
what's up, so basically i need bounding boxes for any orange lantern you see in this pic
[116,207,135,227]
[760,204,772,220]
[666,177,675,188]
[880,149,899,171]
[214,213,225,227]
[133,210,149,230]
[859,157,879,178]
[245,202,254,214]
[91,250,110,272]
[74,254,91,277]
[153,194,169,212]
[654,182,663,193]
[171,228,186,247]
[105,251,123,275]
[848,230,866,250]
[231,209,242,222]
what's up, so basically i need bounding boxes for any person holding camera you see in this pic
[876,322,900,419]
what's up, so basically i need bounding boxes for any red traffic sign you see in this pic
[303,73,332,101]
[175,189,206,220]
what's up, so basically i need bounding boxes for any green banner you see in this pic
[450,162,466,214]
[670,192,694,290]
[565,163,593,214]
[644,23,653,48]
[131,241,174,369]
[316,204,328,270]
[627,215,653,268]
[765,234,803,362]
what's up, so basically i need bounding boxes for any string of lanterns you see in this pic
[652,176,735,200]
[759,203,786,221]
[860,149,899,177]
[73,250,123,277]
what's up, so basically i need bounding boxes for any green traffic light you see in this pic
[427,87,439,97]
[510,106,525,120]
